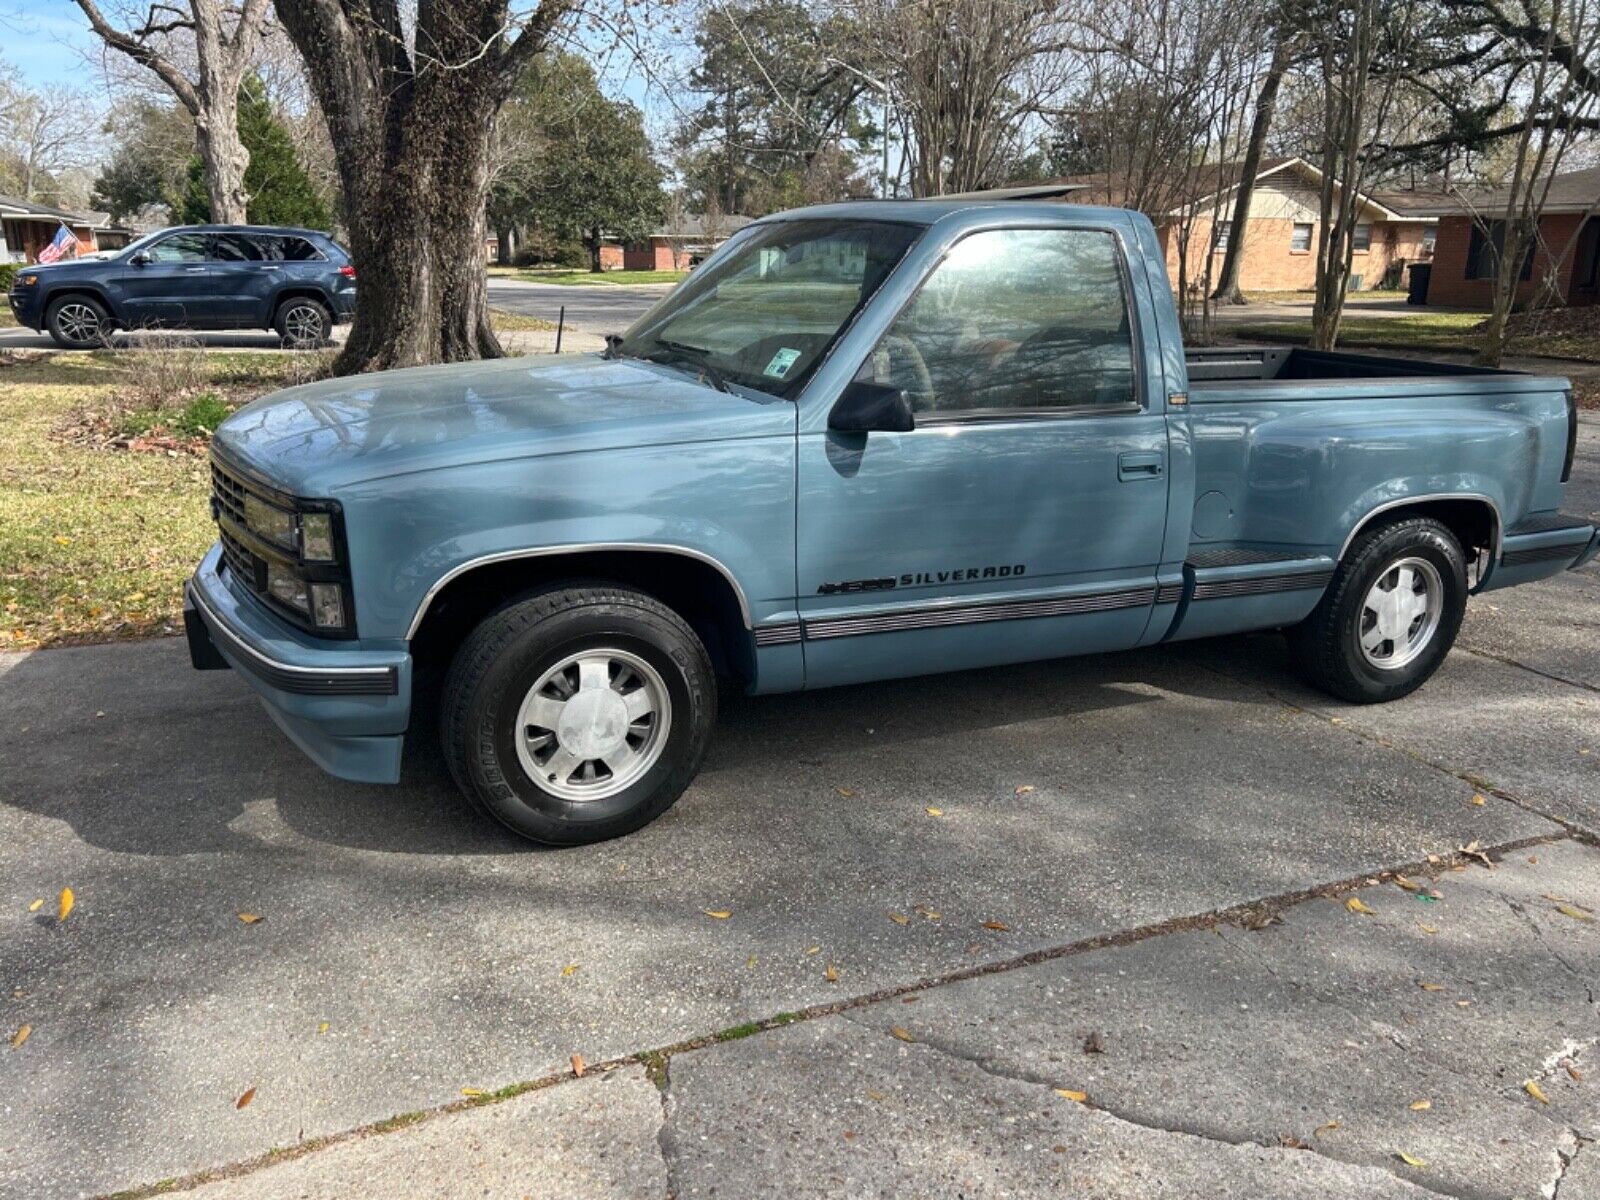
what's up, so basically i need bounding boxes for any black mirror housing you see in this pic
[829,380,915,434]
[130,251,151,266]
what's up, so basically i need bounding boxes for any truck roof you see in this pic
[755,198,1139,227]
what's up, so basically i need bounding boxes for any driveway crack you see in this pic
[1500,896,1599,1008]
[861,1021,1467,1200]
[653,1060,684,1200]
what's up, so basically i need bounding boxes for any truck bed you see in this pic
[1185,345,1518,387]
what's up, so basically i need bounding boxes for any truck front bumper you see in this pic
[185,542,411,784]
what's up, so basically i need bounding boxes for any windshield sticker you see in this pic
[764,348,802,378]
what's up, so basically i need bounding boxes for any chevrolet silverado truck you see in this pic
[185,200,1598,844]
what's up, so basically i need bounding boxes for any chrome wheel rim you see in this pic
[514,648,671,801]
[1359,556,1443,670]
[57,303,100,343]
[284,306,322,345]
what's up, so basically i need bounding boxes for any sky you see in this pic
[0,2,104,88]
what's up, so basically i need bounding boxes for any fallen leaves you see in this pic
[237,913,263,925]
[1524,1080,1549,1105]
[1396,1152,1428,1168]
[1417,923,1439,935]
[913,904,941,921]
[317,1022,329,1036]
[1419,982,1447,992]
[1555,904,1596,923]
[11,1025,30,1050]
[924,806,944,817]
[702,909,732,920]
[1409,1099,1431,1111]
[889,1026,916,1043]
[887,911,910,926]
[836,787,857,798]
[1458,841,1494,869]
[1344,897,1376,916]
[570,1053,585,1078]
[461,1087,485,1098]
[1054,1088,1088,1103]
[1470,793,1487,806]
[236,1087,257,1110]
[804,945,821,956]
[1314,1120,1341,1137]
[27,899,42,913]
[824,961,839,983]
[981,920,1011,932]
[1014,785,1036,796]
[561,964,580,977]
[58,888,73,922]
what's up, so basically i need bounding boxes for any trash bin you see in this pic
[1406,262,1432,305]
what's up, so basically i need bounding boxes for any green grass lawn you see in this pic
[1227,311,1600,364]
[500,268,688,287]
[0,350,317,649]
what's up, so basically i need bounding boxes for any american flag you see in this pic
[38,223,79,264]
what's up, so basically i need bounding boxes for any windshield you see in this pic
[115,229,169,260]
[615,218,921,398]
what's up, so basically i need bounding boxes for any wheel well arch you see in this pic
[407,547,756,686]
[42,285,114,317]
[1339,495,1500,564]
[272,286,332,314]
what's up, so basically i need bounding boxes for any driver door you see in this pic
[116,232,213,328]
[796,225,1171,686]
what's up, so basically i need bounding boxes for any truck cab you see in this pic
[185,200,1597,845]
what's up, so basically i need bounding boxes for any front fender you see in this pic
[335,439,799,643]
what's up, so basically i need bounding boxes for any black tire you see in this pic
[440,584,716,845]
[1285,516,1468,704]
[45,294,110,349]
[274,297,331,348]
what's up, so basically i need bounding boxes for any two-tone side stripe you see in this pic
[1501,543,1583,567]
[752,621,803,646]
[801,586,1156,642]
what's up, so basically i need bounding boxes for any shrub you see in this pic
[119,391,231,439]
[118,332,210,407]
[0,263,18,291]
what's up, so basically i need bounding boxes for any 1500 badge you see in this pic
[817,564,1026,595]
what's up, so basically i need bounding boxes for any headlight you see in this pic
[17,274,38,287]
[301,512,336,561]
[266,560,310,614]
[245,494,297,550]
[309,583,346,629]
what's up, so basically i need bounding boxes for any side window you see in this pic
[146,233,210,263]
[278,237,322,261]
[1290,223,1313,252]
[210,233,263,262]
[859,227,1137,416]
[1352,222,1372,252]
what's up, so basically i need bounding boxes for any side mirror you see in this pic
[829,380,915,434]
[130,251,151,266]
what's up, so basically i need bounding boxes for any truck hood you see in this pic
[214,353,795,495]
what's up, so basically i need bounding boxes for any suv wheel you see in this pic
[275,297,331,348]
[440,585,716,845]
[45,295,110,349]
[1285,516,1468,703]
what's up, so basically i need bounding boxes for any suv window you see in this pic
[210,233,263,261]
[146,233,210,263]
[273,236,324,261]
[859,227,1138,416]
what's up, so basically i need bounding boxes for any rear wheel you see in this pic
[45,295,110,348]
[1285,516,1467,703]
[440,585,716,845]
[274,297,331,348]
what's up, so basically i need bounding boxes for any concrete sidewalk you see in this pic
[160,842,1599,1200]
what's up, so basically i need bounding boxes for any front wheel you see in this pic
[1285,516,1468,703]
[440,585,716,845]
[45,295,110,348]
[274,297,331,348]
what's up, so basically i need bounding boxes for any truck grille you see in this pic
[211,460,250,527]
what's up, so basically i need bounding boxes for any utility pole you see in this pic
[826,57,893,199]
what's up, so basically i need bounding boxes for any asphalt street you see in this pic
[484,277,672,335]
[0,423,1596,1199]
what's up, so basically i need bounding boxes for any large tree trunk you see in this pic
[193,90,250,224]
[1212,41,1291,304]
[273,0,568,375]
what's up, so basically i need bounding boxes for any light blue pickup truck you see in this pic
[186,200,1597,844]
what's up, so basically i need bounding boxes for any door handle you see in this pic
[184,266,207,273]
[1118,451,1164,481]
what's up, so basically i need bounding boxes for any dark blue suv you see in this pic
[7,225,356,349]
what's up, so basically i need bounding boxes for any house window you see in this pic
[1290,223,1313,252]
[1214,221,1231,252]
[1352,223,1372,252]
[1422,224,1437,255]
[1465,220,1535,281]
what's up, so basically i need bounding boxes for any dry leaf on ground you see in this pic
[461,1087,485,1097]
[982,920,1011,932]
[1344,897,1376,915]
[1054,1088,1088,1103]
[887,911,910,926]
[236,1087,256,1110]
[824,961,839,982]
[1397,1152,1427,1168]
[1409,1099,1431,1111]
[238,913,262,925]
[11,1025,30,1049]
[889,1026,915,1043]
[571,1053,585,1077]
[26,899,42,913]
[1556,904,1596,923]
[924,806,944,817]
[58,888,74,922]
[702,909,732,920]
[1015,785,1035,795]
[1525,1080,1549,1105]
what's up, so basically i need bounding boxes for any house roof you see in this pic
[1400,166,1600,217]
[653,213,757,239]
[0,193,113,228]
[1004,156,1436,222]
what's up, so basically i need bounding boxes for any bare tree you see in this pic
[271,0,576,373]
[844,0,1070,196]
[1307,0,1414,349]
[1212,35,1297,304]
[74,0,271,223]
[0,83,103,203]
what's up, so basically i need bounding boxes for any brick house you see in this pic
[1411,167,1600,308]
[1033,157,1440,294]
[599,214,755,272]
[0,194,122,263]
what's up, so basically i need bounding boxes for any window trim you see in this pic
[1289,222,1314,253]
[848,222,1148,425]
[1352,222,1372,253]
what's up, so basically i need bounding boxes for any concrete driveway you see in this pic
[1,422,1596,1200]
